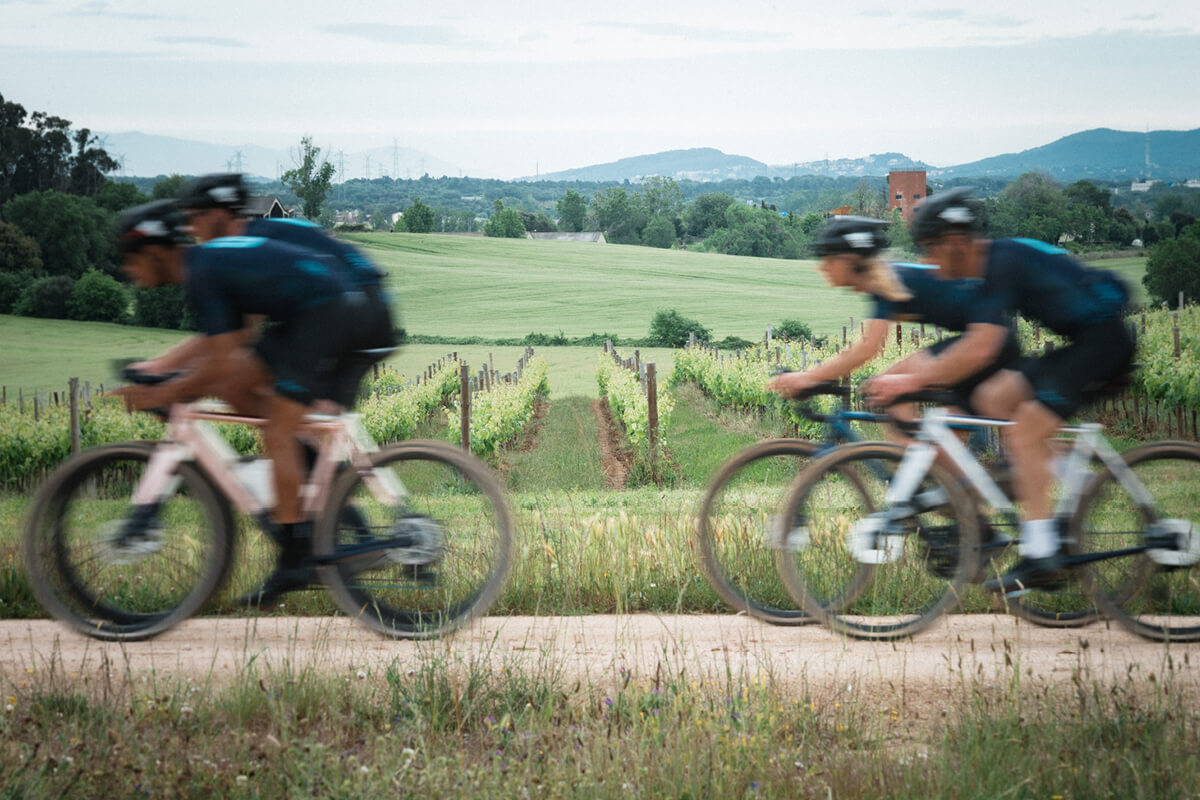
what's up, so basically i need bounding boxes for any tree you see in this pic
[67,269,129,323]
[0,92,117,203]
[556,189,586,232]
[483,200,526,238]
[398,198,435,233]
[639,176,684,220]
[281,137,336,219]
[648,309,711,347]
[0,270,29,313]
[1143,221,1200,307]
[587,186,646,244]
[151,174,188,200]
[93,179,149,212]
[684,193,735,238]
[0,219,43,274]
[1,191,115,278]
[641,216,676,248]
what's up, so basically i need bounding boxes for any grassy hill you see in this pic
[346,233,869,341]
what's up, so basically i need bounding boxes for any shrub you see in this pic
[68,269,130,323]
[0,219,43,275]
[134,285,193,330]
[774,319,817,343]
[13,274,75,318]
[648,309,711,348]
[641,216,676,249]
[0,269,32,313]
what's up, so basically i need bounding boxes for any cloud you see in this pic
[155,36,247,49]
[320,23,470,47]
[591,21,787,45]
[64,1,168,20]
[909,9,966,22]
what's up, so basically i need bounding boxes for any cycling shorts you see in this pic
[1016,317,1135,420]
[255,289,394,407]
[926,327,1021,414]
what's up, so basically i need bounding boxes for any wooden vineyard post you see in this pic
[69,378,81,456]
[646,363,659,466]
[459,363,471,453]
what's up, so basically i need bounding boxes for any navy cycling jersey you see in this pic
[243,218,384,288]
[870,265,988,332]
[185,236,351,336]
[976,239,1129,337]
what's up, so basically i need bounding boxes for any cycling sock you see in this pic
[1019,518,1058,558]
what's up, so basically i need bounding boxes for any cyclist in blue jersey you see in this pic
[178,174,396,406]
[769,215,1019,413]
[865,188,1134,592]
[114,201,380,605]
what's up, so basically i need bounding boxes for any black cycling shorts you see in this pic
[927,327,1022,414]
[1017,317,1135,420]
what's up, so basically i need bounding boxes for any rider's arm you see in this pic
[769,318,889,395]
[135,322,258,375]
[865,321,1009,404]
[117,331,245,410]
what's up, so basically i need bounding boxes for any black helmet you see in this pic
[910,187,982,242]
[116,200,189,252]
[813,215,889,257]
[179,173,247,213]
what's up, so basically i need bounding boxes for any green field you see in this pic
[345,233,871,341]
[0,236,1147,396]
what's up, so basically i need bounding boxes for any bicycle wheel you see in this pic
[23,442,233,641]
[776,441,980,640]
[697,439,829,624]
[315,439,515,639]
[1071,441,1200,642]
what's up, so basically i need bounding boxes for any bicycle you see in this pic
[696,383,896,625]
[23,361,516,642]
[774,392,1200,641]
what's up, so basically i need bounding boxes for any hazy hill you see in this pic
[97,131,462,181]
[932,128,1200,180]
[530,148,771,182]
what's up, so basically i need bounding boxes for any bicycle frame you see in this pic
[888,408,1165,563]
[132,400,404,520]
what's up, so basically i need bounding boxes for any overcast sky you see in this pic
[2,0,1198,179]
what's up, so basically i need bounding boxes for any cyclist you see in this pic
[114,200,382,605]
[178,173,396,405]
[865,188,1134,592]
[768,215,1019,417]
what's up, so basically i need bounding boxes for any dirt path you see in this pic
[592,398,633,488]
[1,615,1188,707]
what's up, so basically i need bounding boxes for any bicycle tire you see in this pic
[23,441,233,641]
[314,439,515,639]
[776,441,980,640]
[697,439,828,624]
[1070,441,1200,643]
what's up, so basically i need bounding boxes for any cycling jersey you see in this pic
[976,239,1130,336]
[870,265,988,331]
[243,218,385,288]
[184,236,350,336]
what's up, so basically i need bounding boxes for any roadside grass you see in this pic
[0,636,1194,799]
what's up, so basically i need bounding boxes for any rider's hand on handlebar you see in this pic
[767,370,822,397]
[863,372,922,407]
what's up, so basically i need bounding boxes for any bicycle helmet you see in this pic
[179,173,247,213]
[910,187,982,242]
[813,215,890,257]
[116,200,189,251]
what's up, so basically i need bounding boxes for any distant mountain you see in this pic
[97,131,462,181]
[772,152,932,179]
[933,128,1200,180]
[530,148,770,182]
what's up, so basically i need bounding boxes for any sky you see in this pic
[2,0,1199,179]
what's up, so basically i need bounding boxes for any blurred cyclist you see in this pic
[866,188,1134,592]
[114,201,389,605]
[769,215,1019,417]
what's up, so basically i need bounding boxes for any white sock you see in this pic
[1019,518,1058,558]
